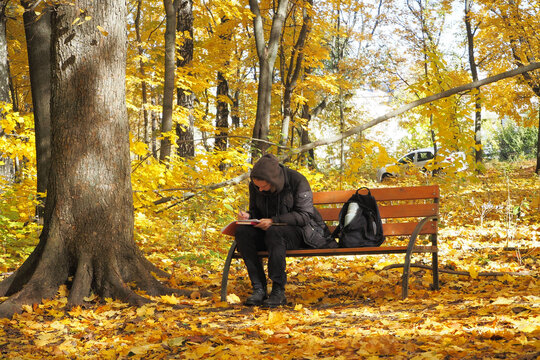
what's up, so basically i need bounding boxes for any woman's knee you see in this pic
[235,226,260,245]
[264,226,286,246]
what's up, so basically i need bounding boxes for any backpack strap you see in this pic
[356,187,371,196]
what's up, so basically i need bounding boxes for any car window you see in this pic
[398,153,414,164]
[417,151,434,161]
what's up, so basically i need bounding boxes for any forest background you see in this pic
[0,0,538,358]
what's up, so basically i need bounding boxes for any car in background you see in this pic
[376,148,467,182]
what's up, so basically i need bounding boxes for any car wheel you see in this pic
[381,173,393,181]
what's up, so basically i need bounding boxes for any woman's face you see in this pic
[252,178,275,193]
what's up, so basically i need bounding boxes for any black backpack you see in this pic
[332,187,385,247]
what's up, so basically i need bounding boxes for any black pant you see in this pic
[235,225,304,290]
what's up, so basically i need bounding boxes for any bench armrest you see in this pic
[402,215,438,299]
[407,215,438,251]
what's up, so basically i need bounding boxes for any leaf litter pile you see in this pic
[1,165,539,359]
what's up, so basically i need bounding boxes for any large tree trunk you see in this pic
[22,2,52,217]
[249,0,289,156]
[176,0,195,158]
[0,0,188,319]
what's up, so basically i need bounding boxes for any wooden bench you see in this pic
[220,185,440,301]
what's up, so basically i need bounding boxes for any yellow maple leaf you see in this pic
[160,294,180,305]
[266,311,285,326]
[468,265,480,279]
[491,297,514,305]
[136,304,155,317]
[131,141,148,156]
[129,344,160,355]
[34,332,57,347]
[226,293,241,304]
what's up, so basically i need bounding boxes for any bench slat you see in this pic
[231,245,438,258]
[317,203,439,221]
[313,185,439,204]
[327,221,437,236]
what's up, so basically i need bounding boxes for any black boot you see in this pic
[244,288,267,306]
[262,286,287,308]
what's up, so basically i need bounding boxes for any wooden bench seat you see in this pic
[220,185,440,301]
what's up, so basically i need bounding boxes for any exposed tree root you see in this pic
[0,229,212,318]
[383,263,531,276]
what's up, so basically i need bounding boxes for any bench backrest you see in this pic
[313,185,439,237]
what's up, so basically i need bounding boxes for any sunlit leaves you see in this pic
[1,160,539,357]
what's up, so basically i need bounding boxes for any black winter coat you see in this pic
[248,165,337,249]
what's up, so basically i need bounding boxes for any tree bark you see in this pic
[160,0,178,161]
[249,0,289,157]
[22,1,52,217]
[231,89,240,128]
[0,0,189,319]
[176,0,195,158]
[300,102,316,169]
[0,4,10,103]
[215,71,229,154]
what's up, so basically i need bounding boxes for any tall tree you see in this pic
[279,0,312,152]
[476,0,540,173]
[0,1,12,181]
[215,71,229,153]
[249,0,289,156]
[501,2,540,174]
[214,17,232,158]
[464,0,483,166]
[0,0,186,318]
[0,1,9,103]
[21,1,52,216]
[134,0,152,155]
[176,0,195,157]
[159,0,178,161]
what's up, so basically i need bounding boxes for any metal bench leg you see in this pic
[402,250,412,299]
[220,241,238,301]
[432,234,439,290]
[402,216,435,299]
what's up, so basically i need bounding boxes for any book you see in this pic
[221,219,286,236]
[236,219,261,225]
[221,219,260,236]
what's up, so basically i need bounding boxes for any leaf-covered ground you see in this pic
[1,163,539,359]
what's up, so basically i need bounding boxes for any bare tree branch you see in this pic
[286,62,540,157]
[155,63,540,208]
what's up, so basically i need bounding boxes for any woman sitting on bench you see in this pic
[235,154,337,308]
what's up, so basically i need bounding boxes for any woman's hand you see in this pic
[254,218,273,231]
[238,210,250,220]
